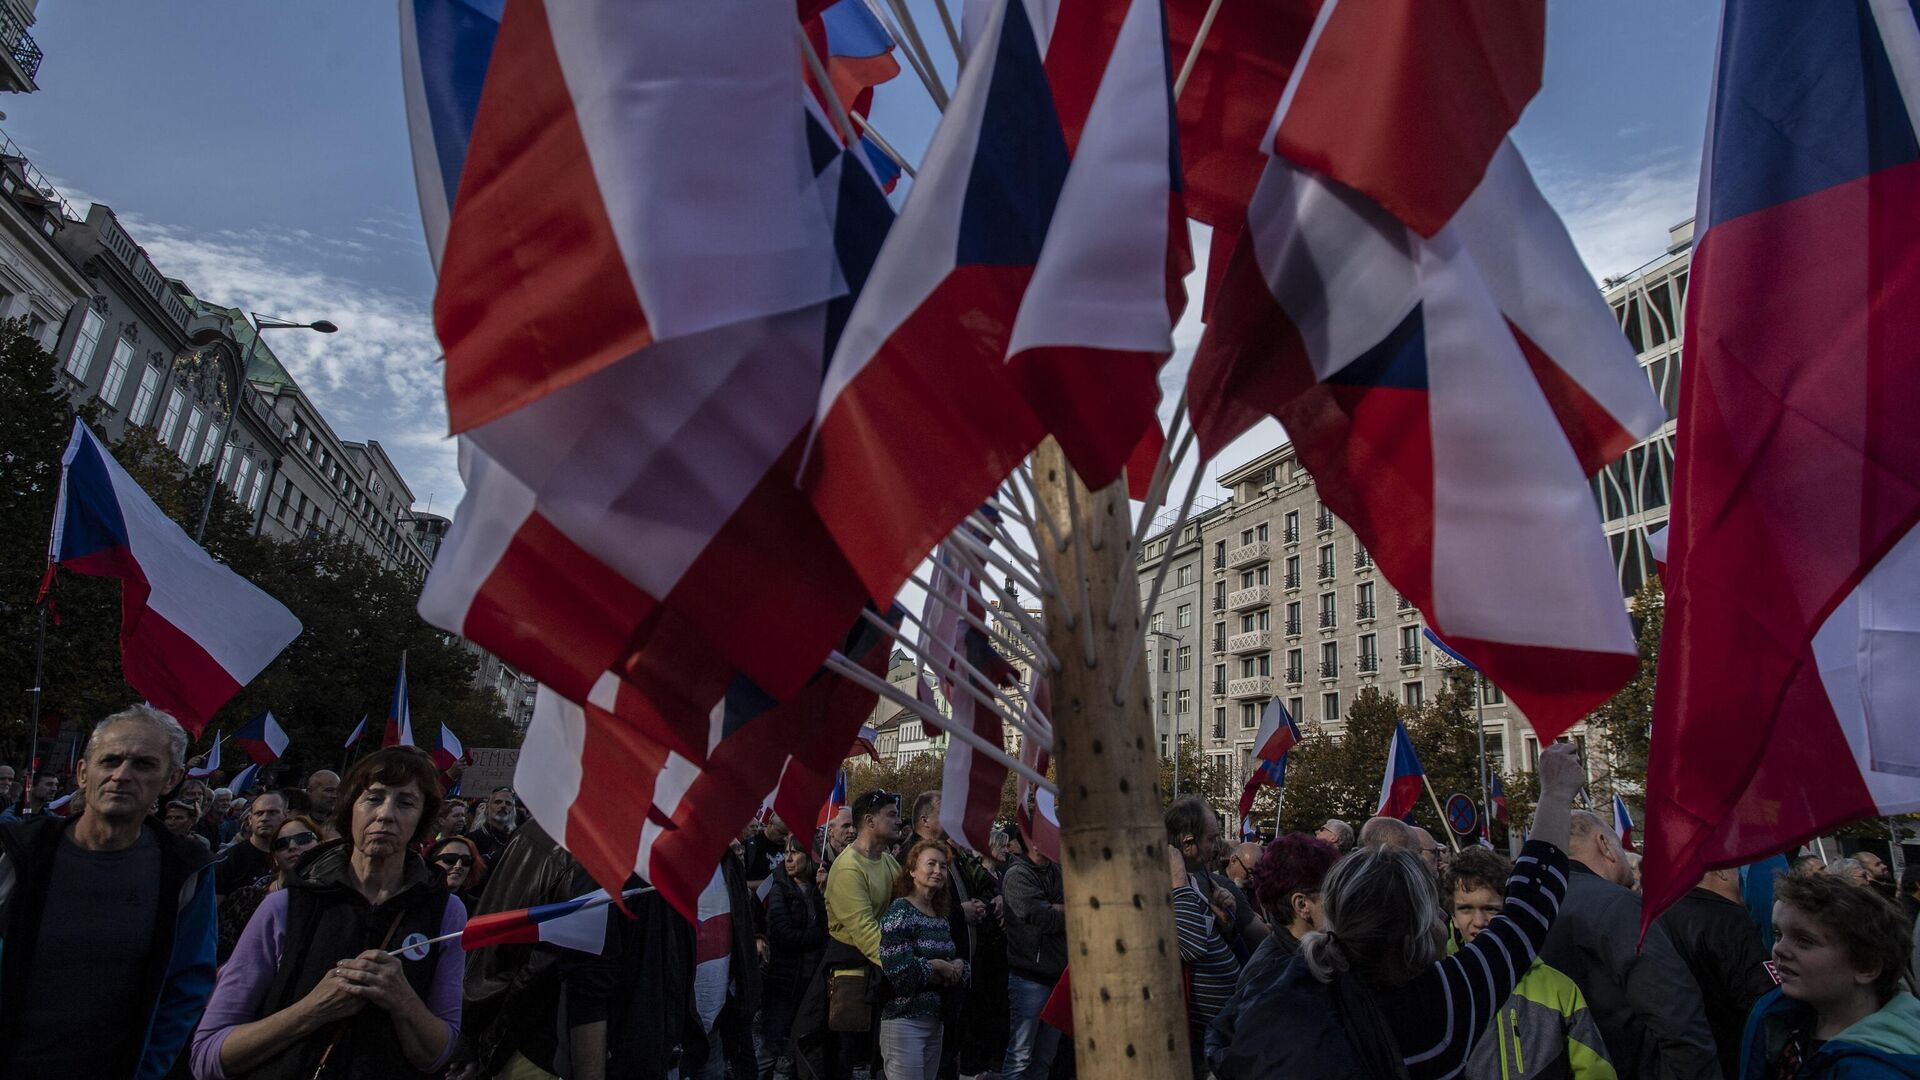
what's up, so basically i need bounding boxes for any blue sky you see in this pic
[7,0,1716,511]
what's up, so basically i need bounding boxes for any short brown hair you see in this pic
[1775,869,1914,1002]
[1444,846,1511,901]
[335,748,443,846]
[892,839,951,917]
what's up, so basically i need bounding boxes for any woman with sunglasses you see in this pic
[425,835,487,905]
[216,815,324,963]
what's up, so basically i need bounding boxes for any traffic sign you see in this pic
[1445,792,1478,836]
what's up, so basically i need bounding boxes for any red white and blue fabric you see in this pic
[816,769,848,830]
[1237,697,1300,821]
[433,722,465,771]
[809,0,1187,610]
[228,761,262,795]
[1613,794,1635,855]
[1421,627,1479,673]
[462,887,631,953]
[1190,141,1663,742]
[383,654,415,748]
[46,421,301,736]
[931,537,1021,856]
[343,714,368,750]
[188,733,221,779]
[1490,771,1509,825]
[1376,721,1424,822]
[1013,731,1061,864]
[854,724,881,764]
[232,711,288,765]
[693,868,733,1032]
[1640,0,1920,924]
[802,0,903,189]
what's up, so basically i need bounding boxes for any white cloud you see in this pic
[124,215,463,508]
[1531,150,1700,284]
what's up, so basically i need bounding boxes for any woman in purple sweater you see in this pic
[190,749,466,1080]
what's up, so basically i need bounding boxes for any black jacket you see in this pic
[1000,853,1066,983]
[1660,888,1777,1080]
[1206,929,1302,1072]
[1216,955,1409,1080]
[1539,863,1721,1080]
[463,819,599,1074]
[764,865,828,1001]
[561,875,696,1080]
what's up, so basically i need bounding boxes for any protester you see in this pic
[1205,832,1340,1073]
[812,788,903,1077]
[191,747,463,1078]
[880,839,967,1080]
[907,791,1007,1078]
[1217,740,1585,1080]
[426,834,487,906]
[821,805,856,866]
[743,811,792,888]
[469,786,519,868]
[215,788,288,895]
[1739,870,1919,1077]
[166,798,208,845]
[1790,853,1828,876]
[217,814,323,963]
[0,704,216,1079]
[1224,840,1264,910]
[1854,851,1897,903]
[1168,798,1246,1079]
[765,836,828,1076]
[456,818,605,1078]
[1002,823,1068,1080]
[1316,817,1357,853]
[209,786,238,844]
[1359,814,1421,852]
[1447,845,1615,1080]
[1411,825,1448,876]
[0,761,15,808]
[1662,866,1777,1078]
[1825,857,1873,889]
[21,768,61,818]
[984,823,1011,879]
[1539,809,1720,1080]
[304,769,341,839]
[436,797,470,842]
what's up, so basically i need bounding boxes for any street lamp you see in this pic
[193,313,337,542]
[1146,629,1184,797]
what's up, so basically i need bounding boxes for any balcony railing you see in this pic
[1356,600,1376,619]
[1213,720,1227,739]
[1399,645,1423,666]
[1319,660,1339,679]
[1212,553,1226,570]
[1398,594,1416,612]
[0,8,41,83]
[1284,571,1302,589]
[1285,665,1304,684]
[1358,653,1380,673]
[1228,675,1275,699]
[1211,678,1226,695]
[1212,636,1226,654]
[1226,540,1271,570]
[1285,618,1302,636]
[1317,563,1336,581]
[1318,610,1338,629]
[1316,513,1336,534]
[1228,629,1271,654]
[1354,550,1375,570]
[1212,596,1226,612]
[1284,525,1301,544]
[1228,584,1272,610]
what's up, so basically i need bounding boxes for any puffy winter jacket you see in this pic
[1464,958,1617,1080]
[1738,989,1920,1079]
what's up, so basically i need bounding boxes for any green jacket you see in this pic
[1464,956,1617,1080]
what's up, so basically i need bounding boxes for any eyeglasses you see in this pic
[272,831,318,852]
[435,854,474,868]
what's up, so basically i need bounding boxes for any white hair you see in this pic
[91,704,190,773]
[212,787,233,798]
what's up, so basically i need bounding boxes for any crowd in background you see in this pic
[1,710,1917,1079]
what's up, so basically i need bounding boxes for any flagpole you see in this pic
[1423,776,1462,852]
[1472,670,1492,851]
[24,600,46,799]
[382,885,657,956]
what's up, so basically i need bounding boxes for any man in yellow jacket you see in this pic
[821,789,904,1074]
[1449,846,1617,1080]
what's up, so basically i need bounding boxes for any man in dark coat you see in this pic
[1660,866,1778,1079]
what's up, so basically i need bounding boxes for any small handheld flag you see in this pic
[853,724,880,763]
[432,722,465,771]
[1376,722,1426,821]
[232,710,289,764]
[817,769,847,829]
[343,714,368,749]
[1421,627,1480,672]
[1613,794,1636,854]
[228,761,262,795]
[188,731,222,779]
[383,654,414,748]
[1490,772,1510,825]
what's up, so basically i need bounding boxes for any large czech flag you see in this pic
[48,421,300,735]
[1375,721,1424,822]
[1640,0,1920,926]
[232,710,289,765]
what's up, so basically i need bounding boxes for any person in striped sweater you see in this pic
[1219,740,1587,1080]
[879,839,967,1080]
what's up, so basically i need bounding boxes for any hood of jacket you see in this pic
[1745,989,1920,1078]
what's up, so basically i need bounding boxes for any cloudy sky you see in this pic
[9,0,1715,516]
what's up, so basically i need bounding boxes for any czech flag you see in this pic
[232,710,289,765]
[817,768,847,830]
[433,722,465,771]
[383,654,414,748]
[46,421,301,735]
[228,761,262,795]
[1490,772,1510,825]
[343,714,368,749]
[1613,794,1635,855]
[187,731,221,779]
[462,886,643,953]
[1376,721,1425,822]
[1237,698,1300,821]
[853,724,880,764]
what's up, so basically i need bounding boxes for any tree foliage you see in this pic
[0,322,511,785]
[1586,579,1662,805]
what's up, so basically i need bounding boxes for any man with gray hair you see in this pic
[1539,808,1720,1080]
[1315,817,1355,852]
[0,704,217,1078]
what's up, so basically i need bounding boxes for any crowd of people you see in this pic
[1,708,1917,1079]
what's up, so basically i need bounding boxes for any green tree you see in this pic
[1586,579,1663,804]
[1159,734,1233,815]
[1275,687,1405,833]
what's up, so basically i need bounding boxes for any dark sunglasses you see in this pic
[435,853,474,868]
[272,831,318,852]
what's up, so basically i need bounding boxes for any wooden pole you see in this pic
[1029,439,1190,1079]
[1423,776,1462,852]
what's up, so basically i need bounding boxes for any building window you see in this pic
[1177,603,1192,628]
[1285,555,1300,587]
[179,406,205,462]
[127,366,160,424]
[1289,697,1305,724]
[1241,527,1254,545]
[1161,647,1171,673]
[100,340,134,407]
[1320,640,1339,678]
[1399,625,1423,664]
[1240,702,1258,728]
[1150,611,1166,634]
[1356,581,1376,619]
[65,309,104,380]
[1177,644,1191,671]
[1284,510,1300,543]
[1285,600,1301,635]
[1241,657,1256,678]
[160,389,187,444]
[1213,540,1226,568]
[1483,682,1506,705]
[1404,681,1425,708]
[1176,688,1191,715]
[1258,652,1272,676]
[1319,592,1338,628]
[1256,522,1270,542]
[1176,564,1195,587]
[1212,707,1226,739]
[1524,736,1541,771]
[1286,648,1303,682]
[1317,543,1336,580]
[199,424,221,466]
[1359,634,1378,671]
[1256,564,1271,585]
[1213,663,1226,694]
[1485,730,1505,768]
[1160,691,1170,716]
[1322,692,1341,723]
